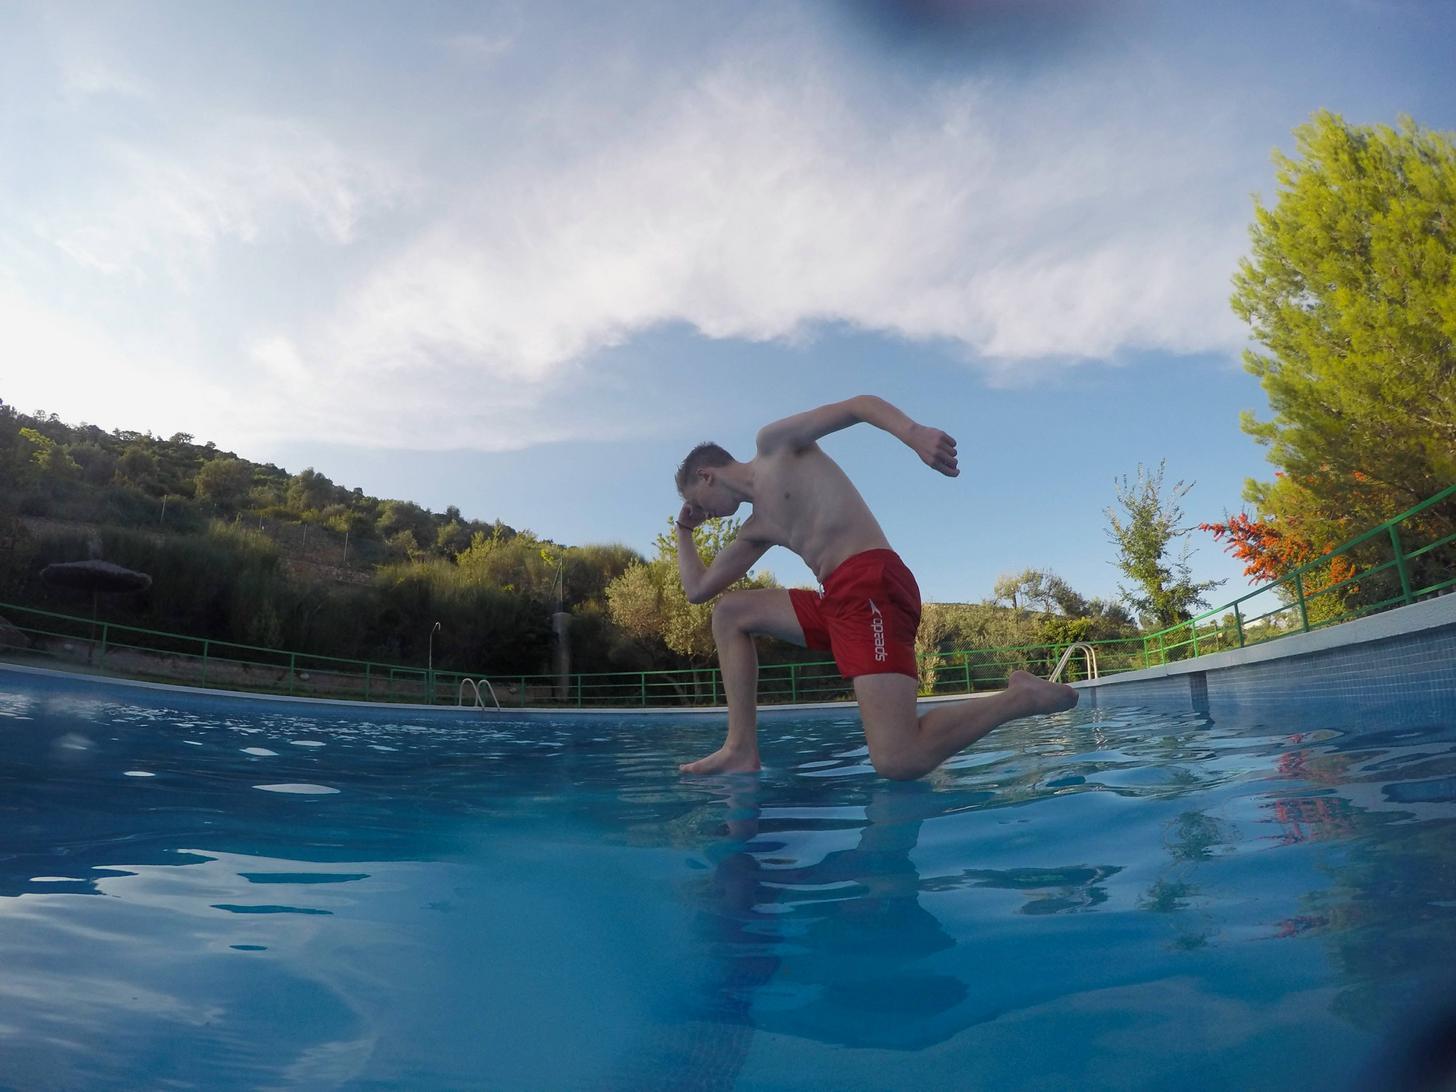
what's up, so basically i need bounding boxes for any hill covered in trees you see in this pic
[0,399,1138,684]
[0,399,654,676]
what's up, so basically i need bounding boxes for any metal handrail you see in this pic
[457,677,502,712]
[1048,642,1099,683]
[1140,479,1456,663]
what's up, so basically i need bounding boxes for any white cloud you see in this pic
[8,3,1269,452]
[290,42,1252,434]
[0,277,226,436]
[440,31,516,62]
[33,117,412,282]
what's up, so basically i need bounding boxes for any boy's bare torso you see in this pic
[738,443,893,583]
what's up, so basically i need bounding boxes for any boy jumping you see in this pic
[674,394,1077,779]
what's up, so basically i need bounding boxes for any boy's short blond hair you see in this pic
[675,442,733,494]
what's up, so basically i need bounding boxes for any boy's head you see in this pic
[675,441,738,516]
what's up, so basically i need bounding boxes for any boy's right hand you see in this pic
[676,502,707,530]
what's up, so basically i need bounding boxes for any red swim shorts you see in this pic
[789,549,922,680]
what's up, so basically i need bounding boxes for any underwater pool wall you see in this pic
[1071,592,1456,727]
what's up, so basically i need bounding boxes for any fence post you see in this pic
[202,640,210,687]
[364,663,371,701]
[1294,571,1310,633]
[1389,525,1414,605]
[1234,603,1245,648]
[289,652,297,696]
[640,673,647,706]
[790,663,798,703]
[1190,622,1200,657]
[962,653,971,693]
[518,675,526,707]
[97,623,109,670]
[1141,636,1149,669]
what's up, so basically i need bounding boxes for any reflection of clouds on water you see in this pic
[40,695,116,722]
[930,864,1121,914]
[0,847,423,1089]
[253,783,340,794]
[0,692,37,719]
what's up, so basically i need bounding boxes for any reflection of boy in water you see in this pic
[673,395,1076,778]
[695,781,970,1051]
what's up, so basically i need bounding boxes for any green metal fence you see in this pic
[1137,481,1456,666]
[1,483,1451,709]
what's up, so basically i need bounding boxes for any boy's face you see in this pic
[682,471,738,519]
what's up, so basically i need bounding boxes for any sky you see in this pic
[3,0,1454,605]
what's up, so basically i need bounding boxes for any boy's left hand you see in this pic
[909,424,959,477]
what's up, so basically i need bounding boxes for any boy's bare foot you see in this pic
[680,746,761,775]
[1008,669,1079,715]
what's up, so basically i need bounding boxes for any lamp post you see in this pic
[427,621,441,705]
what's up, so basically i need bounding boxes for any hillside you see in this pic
[0,398,524,571]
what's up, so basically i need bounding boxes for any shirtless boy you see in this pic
[674,394,1078,779]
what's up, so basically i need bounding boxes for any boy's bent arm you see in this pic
[756,395,959,476]
[677,527,771,605]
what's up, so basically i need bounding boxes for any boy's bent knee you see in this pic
[870,751,928,781]
[711,593,750,634]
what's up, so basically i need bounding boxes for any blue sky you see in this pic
[3,1,1454,604]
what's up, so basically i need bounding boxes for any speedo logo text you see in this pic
[868,599,887,662]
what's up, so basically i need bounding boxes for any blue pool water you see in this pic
[2,669,1455,1090]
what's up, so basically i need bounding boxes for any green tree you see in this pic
[1105,462,1223,630]
[561,543,642,608]
[19,427,80,481]
[435,519,473,557]
[318,504,370,539]
[0,402,28,500]
[990,568,1134,629]
[194,457,254,512]
[992,568,1088,615]
[606,516,775,661]
[456,527,558,594]
[114,445,161,491]
[67,441,117,486]
[385,529,422,562]
[376,499,435,546]
[287,467,336,514]
[1231,111,1456,548]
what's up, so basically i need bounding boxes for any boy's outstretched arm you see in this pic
[755,395,959,477]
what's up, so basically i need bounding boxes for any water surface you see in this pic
[2,675,1454,1090]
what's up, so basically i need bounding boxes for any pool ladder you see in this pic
[1048,642,1099,683]
[457,677,503,712]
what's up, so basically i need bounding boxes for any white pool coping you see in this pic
[0,657,888,719]
[1069,591,1456,693]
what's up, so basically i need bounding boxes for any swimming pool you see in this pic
[2,666,1454,1090]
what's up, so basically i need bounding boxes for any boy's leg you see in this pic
[680,588,808,775]
[853,671,1077,781]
